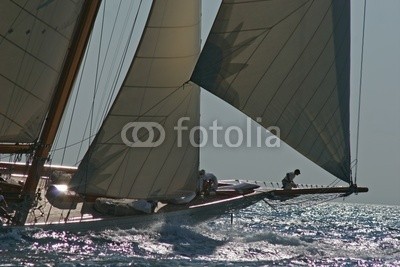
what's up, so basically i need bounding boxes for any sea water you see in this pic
[1,202,399,266]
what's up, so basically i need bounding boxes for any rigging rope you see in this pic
[92,0,124,126]
[60,53,89,164]
[89,0,106,146]
[49,0,139,166]
[354,0,367,184]
[99,0,144,124]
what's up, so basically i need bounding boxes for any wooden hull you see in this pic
[6,190,269,232]
[1,179,368,232]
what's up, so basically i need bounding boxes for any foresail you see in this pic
[0,0,85,143]
[70,0,201,199]
[191,0,351,182]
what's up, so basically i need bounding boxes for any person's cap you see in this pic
[295,169,300,174]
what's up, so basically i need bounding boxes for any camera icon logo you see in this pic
[121,122,165,147]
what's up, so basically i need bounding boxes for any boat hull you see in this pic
[6,191,268,232]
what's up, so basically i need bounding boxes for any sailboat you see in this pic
[0,0,367,231]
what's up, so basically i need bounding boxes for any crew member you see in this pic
[197,169,218,195]
[282,169,300,189]
[0,188,11,222]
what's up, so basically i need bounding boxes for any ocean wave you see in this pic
[0,202,399,266]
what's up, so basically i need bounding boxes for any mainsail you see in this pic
[71,0,201,199]
[0,0,85,143]
[191,0,351,182]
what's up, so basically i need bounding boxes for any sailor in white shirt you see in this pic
[197,169,218,195]
[282,169,300,189]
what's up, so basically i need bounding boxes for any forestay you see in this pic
[71,0,201,199]
[192,0,351,182]
[0,0,85,143]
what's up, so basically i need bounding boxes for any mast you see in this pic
[13,0,101,226]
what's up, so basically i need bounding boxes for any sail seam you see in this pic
[1,9,45,141]
[126,89,193,198]
[103,146,130,196]
[284,38,349,148]
[313,107,345,163]
[9,0,77,40]
[191,0,311,100]
[137,0,165,115]
[4,1,43,136]
[0,0,25,48]
[151,88,196,198]
[0,114,31,135]
[0,74,46,102]
[241,0,315,111]
[139,88,188,123]
[0,36,61,73]
[260,1,336,119]
[272,0,347,129]
[289,68,346,173]
[237,0,314,108]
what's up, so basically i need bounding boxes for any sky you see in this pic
[52,0,400,206]
[350,0,400,205]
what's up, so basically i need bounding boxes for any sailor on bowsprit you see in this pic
[282,169,300,189]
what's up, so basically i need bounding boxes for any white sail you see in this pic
[0,0,85,143]
[70,0,201,200]
[191,0,352,182]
